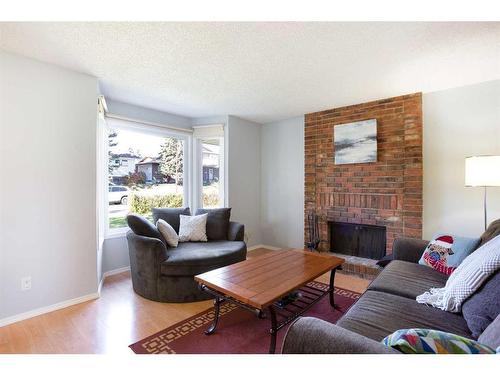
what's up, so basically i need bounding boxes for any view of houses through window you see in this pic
[108,126,185,229]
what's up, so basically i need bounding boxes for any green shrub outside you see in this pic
[129,193,183,215]
[129,191,221,216]
[202,192,220,208]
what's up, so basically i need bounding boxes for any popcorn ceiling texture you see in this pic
[1,23,499,123]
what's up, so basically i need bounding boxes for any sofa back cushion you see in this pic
[195,208,231,241]
[476,218,500,249]
[462,270,500,339]
[152,207,191,234]
[127,214,165,245]
[478,313,500,349]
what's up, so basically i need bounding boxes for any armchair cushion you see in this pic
[156,219,179,248]
[228,221,244,241]
[152,207,191,234]
[178,213,208,242]
[195,208,231,240]
[127,214,165,245]
[161,240,247,276]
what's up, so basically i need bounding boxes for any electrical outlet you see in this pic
[21,276,31,291]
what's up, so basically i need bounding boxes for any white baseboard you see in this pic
[248,244,282,251]
[102,266,131,279]
[2,248,286,328]
[0,292,99,328]
[98,266,131,296]
[1,266,132,327]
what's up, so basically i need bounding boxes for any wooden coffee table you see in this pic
[194,249,344,353]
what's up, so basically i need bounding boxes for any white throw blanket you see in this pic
[416,234,500,312]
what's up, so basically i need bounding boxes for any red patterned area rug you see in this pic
[129,282,360,354]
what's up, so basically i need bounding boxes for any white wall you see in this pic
[261,116,305,248]
[423,80,500,239]
[0,52,99,320]
[227,116,262,246]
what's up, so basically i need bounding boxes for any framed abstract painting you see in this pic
[334,119,377,165]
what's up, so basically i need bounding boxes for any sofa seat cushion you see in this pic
[161,241,246,276]
[337,291,472,342]
[367,260,448,299]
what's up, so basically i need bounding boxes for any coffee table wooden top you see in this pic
[195,249,344,310]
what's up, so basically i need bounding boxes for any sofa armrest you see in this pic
[228,221,245,241]
[392,237,429,263]
[282,317,398,354]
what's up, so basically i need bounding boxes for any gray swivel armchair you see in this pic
[126,207,246,303]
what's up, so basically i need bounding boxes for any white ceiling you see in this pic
[1,22,499,123]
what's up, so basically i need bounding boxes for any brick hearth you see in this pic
[304,93,423,254]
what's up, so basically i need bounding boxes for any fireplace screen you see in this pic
[329,221,386,260]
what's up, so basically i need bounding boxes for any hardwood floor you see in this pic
[0,248,370,354]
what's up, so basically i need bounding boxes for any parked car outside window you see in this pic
[108,185,129,205]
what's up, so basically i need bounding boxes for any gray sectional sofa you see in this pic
[126,207,247,303]
[282,219,500,353]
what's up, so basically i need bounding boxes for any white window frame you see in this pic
[102,117,192,238]
[193,133,225,211]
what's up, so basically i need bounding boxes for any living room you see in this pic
[1,2,500,373]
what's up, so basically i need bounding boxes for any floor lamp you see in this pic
[465,155,500,231]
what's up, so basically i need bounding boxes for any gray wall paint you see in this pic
[102,237,130,274]
[227,116,262,246]
[423,80,500,239]
[261,116,305,248]
[106,99,192,129]
[0,52,99,319]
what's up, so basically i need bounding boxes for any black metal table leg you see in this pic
[268,305,277,354]
[204,296,221,335]
[329,267,338,309]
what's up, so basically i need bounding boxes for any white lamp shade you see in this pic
[465,156,500,187]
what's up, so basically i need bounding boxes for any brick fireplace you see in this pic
[304,93,423,255]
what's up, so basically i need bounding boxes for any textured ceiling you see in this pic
[1,22,499,123]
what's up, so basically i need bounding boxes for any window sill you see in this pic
[105,228,129,240]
